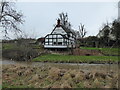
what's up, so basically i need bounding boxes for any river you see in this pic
[1,59,119,73]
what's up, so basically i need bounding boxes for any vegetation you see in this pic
[32,54,119,63]
[111,20,120,41]
[78,19,120,48]
[1,10,119,89]
[80,47,119,56]
[2,42,43,50]
[0,0,24,37]
[2,39,45,61]
[2,41,119,62]
[2,83,34,88]
[79,23,87,38]
[2,43,17,50]
[59,12,71,27]
[2,64,118,88]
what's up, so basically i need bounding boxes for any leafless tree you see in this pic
[59,12,71,28]
[0,0,24,37]
[15,30,38,40]
[79,23,87,38]
[59,12,68,25]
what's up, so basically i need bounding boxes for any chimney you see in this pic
[57,19,60,27]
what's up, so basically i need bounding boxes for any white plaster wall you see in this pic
[58,39,63,42]
[52,27,67,35]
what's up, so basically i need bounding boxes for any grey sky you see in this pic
[2,2,119,39]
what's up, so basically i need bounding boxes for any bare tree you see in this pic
[59,12,71,29]
[59,12,68,25]
[79,23,87,38]
[0,0,24,37]
[15,30,38,40]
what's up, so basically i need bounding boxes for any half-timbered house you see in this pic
[44,19,76,49]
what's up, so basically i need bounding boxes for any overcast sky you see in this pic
[1,1,119,39]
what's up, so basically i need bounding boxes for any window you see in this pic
[54,42,57,45]
[49,39,52,42]
[45,39,48,42]
[53,39,56,42]
[58,42,62,45]
[49,42,52,45]
[45,42,48,45]
[49,35,52,38]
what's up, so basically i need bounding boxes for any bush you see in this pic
[2,41,45,61]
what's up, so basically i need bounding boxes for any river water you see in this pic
[1,59,119,73]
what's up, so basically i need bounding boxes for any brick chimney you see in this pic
[57,19,60,27]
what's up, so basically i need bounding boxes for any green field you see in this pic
[32,54,119,63]
[80,47,119,56]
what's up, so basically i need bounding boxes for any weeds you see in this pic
[2,64,118,88]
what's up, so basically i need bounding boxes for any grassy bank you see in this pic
[80,47,119,56]
[32,54,119,63]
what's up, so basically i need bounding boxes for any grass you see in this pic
[2,43,17,50]
[80,47,101,50]
[2,83,34,88]
[80,47,119,56]
[32,54,119,63]
[100,48,119,56]
[2,64,119,88]
[2,43,119,63]
[2,43,42,50]
[76,82,84,88]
